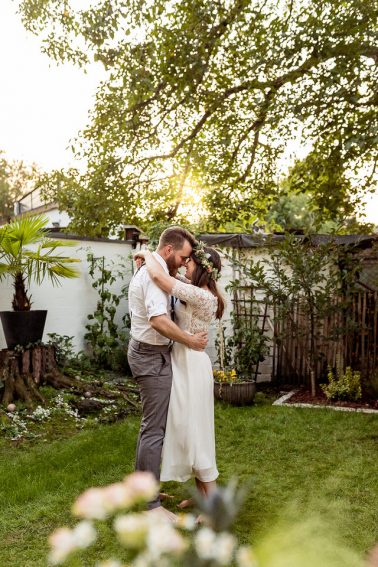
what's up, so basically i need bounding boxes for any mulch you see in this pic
[286,388,378,411]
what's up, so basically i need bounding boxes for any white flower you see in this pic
[114,513,149,548]
[48,527,78,565]
[123,471,159,504]
[213,532,236,565]
[48,522,96,565]
[96,561,123,567]
[195,528,236,564]
[236,545,259,567]
[72,487,108,520]
[74,520,97,548]
[176,513,197,531]
[103,482,133,511]
[194,527,217,560]
[131,551,154,567]
[31,405,51,421]
[147,521,188,559]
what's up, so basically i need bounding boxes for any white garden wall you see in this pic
[0,235,274,381]
[0,235,134,352]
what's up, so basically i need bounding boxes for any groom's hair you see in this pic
[158,226,196,250]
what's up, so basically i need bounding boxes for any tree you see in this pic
[265,145,375,233]
[265,192,317,233]
[18,0,378,233]
[0,152,42,222]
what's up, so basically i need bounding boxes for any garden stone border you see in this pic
[273,390,378,414]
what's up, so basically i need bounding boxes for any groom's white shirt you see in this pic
[128,252,171,345]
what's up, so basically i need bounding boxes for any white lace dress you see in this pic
[160,278,219,483]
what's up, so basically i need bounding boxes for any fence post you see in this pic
[310,370,316,397]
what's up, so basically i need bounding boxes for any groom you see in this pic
[127,226,208,516]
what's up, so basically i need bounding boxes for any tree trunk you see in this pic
[12,272,32,311]
[0,345,78,407]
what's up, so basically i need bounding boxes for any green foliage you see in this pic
[232,317,269,378]
[266,146,375,234]
[47,333,76,367]
[322,366,362,402]
[282,146,356,226]
[0,151,42,221]
[17,0,378,232]
[84,253,131,370]
[0,215,80,311]
[224,305,269,379]
[266,192,317,233]
[361,370,378,401]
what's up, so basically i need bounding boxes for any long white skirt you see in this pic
[160,342,218,483]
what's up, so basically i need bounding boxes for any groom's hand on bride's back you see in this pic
[187,332,208,351]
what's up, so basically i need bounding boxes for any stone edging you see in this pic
[273,390,378,414]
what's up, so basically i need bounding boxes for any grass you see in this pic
[0,394,377,566]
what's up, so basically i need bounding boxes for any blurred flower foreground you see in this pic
[48,471,375,567]
[48,471,255,567]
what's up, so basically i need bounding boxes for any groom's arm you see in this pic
[150,315,208,351]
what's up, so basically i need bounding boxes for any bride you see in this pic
[138,243,224,502]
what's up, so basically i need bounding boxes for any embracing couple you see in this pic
[127,226,224,521]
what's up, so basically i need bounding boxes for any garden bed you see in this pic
[0,370,140,444]
[275,388,378,412]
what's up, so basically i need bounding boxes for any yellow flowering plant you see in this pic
[213,369,238,384]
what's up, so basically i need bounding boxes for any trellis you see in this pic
[230,285,273,382]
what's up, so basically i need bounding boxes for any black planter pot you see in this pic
[0,310,47,349]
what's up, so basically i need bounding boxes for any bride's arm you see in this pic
[143,250,176,293]
[175,273,191,284]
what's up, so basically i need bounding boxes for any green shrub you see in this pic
[47,333,76,367]
[321,366,362,402]
[362,370,378,400]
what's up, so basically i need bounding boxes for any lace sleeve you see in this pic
[175,274,191,284]
[171,279,216,310]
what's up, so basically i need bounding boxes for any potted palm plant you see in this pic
[0,215,80,348]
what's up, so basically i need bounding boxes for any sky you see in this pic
[0,1,105,171]
[0,0,377,225]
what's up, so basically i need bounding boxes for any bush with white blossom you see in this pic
[48,471,257,567]
[0,389,130,441]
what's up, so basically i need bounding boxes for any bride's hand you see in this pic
[134,251,146,268]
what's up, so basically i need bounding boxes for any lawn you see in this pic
[0,395,377,566]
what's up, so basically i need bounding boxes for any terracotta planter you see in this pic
[0,310,47,349]
[214,380,256,406]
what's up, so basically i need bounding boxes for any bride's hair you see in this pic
[191,247,225,319]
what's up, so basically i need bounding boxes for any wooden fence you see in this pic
[273,289,378,386]
[231,287,378,386]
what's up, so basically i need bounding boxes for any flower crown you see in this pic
[193,241,221,281]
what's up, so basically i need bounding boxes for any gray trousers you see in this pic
[127,338,173,509]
